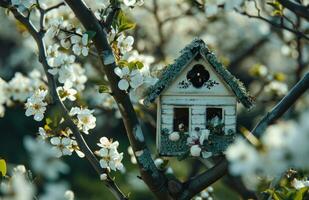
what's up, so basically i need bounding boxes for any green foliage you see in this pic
[98,84,111,93]
[115,10,136,33]
[128,61,144,70]
[265,186,309,200]
[206,122,225,135]
[118,60,144,70]
[267,1,284,16]
[0,159,6,177]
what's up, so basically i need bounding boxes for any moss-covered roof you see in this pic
[144,38,254,109]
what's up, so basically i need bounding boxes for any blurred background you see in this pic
[0,0,308,199]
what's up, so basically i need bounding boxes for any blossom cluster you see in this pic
[0,70,46,118]
[96,137,124,173]
[0,161,75,200]
[226,110,309,189]
[25,89,48,121]
[69,107,96,134]
[187,129,212,158]
[167,121,216,159]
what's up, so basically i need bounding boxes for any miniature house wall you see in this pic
[144,39,254,157]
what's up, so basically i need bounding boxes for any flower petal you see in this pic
[118,79,129,90]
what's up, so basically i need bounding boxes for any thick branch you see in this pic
[0,3,127,199]
[63,0,172,199]
[179,158,228,200]
[277,0,309,21]
[252,72,309,138]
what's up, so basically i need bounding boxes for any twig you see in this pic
[62,0,173,199]
[0,2,127,199]
[45,2,65,13]
[277,0,309,21]
[235,8,309,40]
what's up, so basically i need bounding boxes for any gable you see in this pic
[163,58,234,96]
[144,38,254,109]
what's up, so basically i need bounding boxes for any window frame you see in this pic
[205,106,224,129]
[173,106,191,132]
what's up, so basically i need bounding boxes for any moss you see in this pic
[144,38,254,109]
[136,149,160,178]
[159,131,236,157]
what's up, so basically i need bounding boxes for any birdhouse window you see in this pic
[173,107,189,132]
[186,64,210,88]
[206,107,223,129]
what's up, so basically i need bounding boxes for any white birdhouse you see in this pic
[144,39,254,158]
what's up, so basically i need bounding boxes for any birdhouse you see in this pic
[144,39,254,158]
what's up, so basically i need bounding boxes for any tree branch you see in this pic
[0,2,127,199]
[179,157,228,200]
[277,0,309,21]
[62,0,172,199]
[252,72,309,138]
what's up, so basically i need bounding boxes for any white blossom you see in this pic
[70,33,89,56]
[291,178,309,190]
[24,136,69,180]
[38,127,48,139]
[154,158,164,169]
[45,18,63,39]
[25,89,48,121]
[114,66,143,91]
[123,0,144,7]
[169,131,180,141]
[69,107,96,134]
[50,137,73,158]
[100,173,108,180]
[40,182,70,200]
[71,140,85,158]
[64,190,75,200]
[190,145,202,157]
[57,85,77,101]
[265,81,288,96]
[8,72,32,102]
[97,137,124,172]
[0,78,8,117]
[117,34,134,54]
[127,146,137,164]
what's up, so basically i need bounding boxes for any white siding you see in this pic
[161,95,236,106]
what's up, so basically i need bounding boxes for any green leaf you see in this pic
[294,187,309,200]
[128,61,144,70]
[118,23,136,33]
[46,118,52,125]
[0,159,7,177]
[98,85,111,93]
[118,60,129,67]
[85,30,96,40]
[116,10,136,33]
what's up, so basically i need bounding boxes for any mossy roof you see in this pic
[144,38,254,109]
